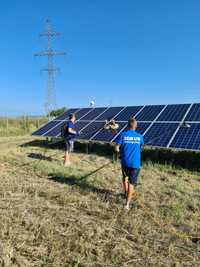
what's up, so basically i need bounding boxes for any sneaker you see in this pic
[124,204,130,211]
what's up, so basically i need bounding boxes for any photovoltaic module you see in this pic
[32,103,200,151]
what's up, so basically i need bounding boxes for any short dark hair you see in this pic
[128,117,137,128]
[69,113,75,120]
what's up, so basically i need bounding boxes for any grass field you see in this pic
[0,136,199,267]
[0,117,48,137]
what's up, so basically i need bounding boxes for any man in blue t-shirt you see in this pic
[115,117,144,210]
[64,113,78,166]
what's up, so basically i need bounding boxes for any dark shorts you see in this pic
[64,139,74,152]
[122,167,140,185]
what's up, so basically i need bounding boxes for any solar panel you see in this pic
[170,123,200,150]
[114,106,143,121]
[73,121,91,133]
[92,122,127,142]
[43,120,67,137]
[74,108,92,120]
[32,104,200,151]
[43,121,91,137]
[96,107,124,121]
[156,104,190,121]
[136,122,151,135]
[32,120,60,136]
[185,104,200,121]
[80,107,107,120]
[136,105,165,121]
[144,123,178,147]
[54,108,79,121]
[79,121,105,140]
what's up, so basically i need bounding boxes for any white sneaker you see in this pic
[124,204,130,211]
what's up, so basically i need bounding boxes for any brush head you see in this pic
[180,122,191,128]
[104,119,120,132]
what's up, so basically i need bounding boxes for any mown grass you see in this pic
[0,136,199,267]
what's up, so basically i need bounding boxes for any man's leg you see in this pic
[125,183,135,210]
[122,177,128,196]
[125,168,140,210]
[122,167,129,197]
[64,151,70,164]
[64,141,71,166]
[70,140,74,153]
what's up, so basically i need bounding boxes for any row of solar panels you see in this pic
[32,103,200,150]
[50,103,200,122]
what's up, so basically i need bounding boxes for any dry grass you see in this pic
[0,136,199,267]
[0,117,48,137]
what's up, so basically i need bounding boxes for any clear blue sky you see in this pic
[0,0,200,115]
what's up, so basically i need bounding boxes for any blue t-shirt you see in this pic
[116,129,144,169]
[65,121,76,140]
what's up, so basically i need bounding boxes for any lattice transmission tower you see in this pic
[35,19,66,116]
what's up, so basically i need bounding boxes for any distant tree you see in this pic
[49,107,67,117]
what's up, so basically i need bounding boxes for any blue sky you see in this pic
[0,0,200,115]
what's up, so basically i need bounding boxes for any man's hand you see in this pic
[68,128,77,135]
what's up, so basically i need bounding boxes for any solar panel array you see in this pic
[32,103,200,151]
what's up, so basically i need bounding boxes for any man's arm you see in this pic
[140,135,144,149]
[141,136,144,146]
[68,127,76,135]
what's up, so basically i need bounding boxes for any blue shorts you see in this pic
[122,167,140,185]
[64,139,74,152]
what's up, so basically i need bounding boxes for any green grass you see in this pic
[0,136,199,266]
[0,117,48,136]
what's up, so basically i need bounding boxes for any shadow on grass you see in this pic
[21,139,114,159]
[21,139,110,155]
[27,152,54,162]
[48,173,121,202]
[22,138,200,172]
[21,139,64,149]
[48,163,122,203]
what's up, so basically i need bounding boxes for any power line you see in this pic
[35,19,66,116]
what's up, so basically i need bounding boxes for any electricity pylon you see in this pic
[35,19,66,116]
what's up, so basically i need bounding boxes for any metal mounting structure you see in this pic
[35,19,66,116]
